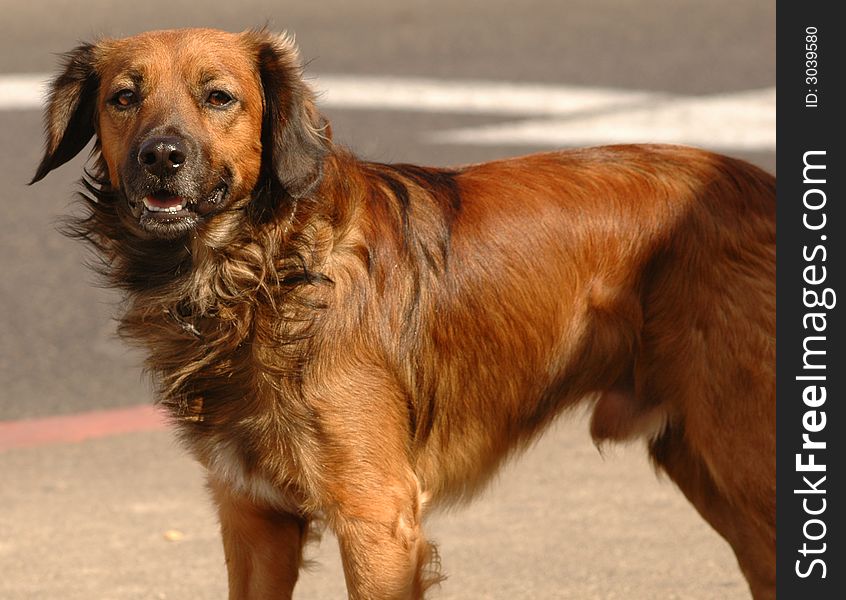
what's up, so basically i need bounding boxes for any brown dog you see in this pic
[31,28,776,599]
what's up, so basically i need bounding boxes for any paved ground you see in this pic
[0,1,773,598]
[1,418,748,600]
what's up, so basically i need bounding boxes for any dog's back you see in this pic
[349,145,775,508]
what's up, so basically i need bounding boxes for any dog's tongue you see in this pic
[144,195,184,209]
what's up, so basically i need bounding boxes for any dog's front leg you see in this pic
[333,477,436,600]
[210,479,309,600]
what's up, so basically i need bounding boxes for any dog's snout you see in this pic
[138,137,188,178]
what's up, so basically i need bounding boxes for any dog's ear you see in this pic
[30,44,99,184]
[246,30,331,198]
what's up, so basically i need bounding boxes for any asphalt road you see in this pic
[0,1,774,598]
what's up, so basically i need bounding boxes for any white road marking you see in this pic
[1,73,774,151]
[0,73,48,110]
[428,87,776,151]
[312,75,659,116]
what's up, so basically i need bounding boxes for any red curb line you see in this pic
[0,404,169,451]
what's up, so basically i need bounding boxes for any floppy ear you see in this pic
[30,43,99,184]
[247,30,330,198]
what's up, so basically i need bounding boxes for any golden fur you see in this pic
[32,28,776,599]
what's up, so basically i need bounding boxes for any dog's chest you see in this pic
[171,381,314,512]
[175,392,314,513]
[203,437,303,512]
[141,289,321,511]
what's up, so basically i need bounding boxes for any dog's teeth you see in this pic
[143,198,185,212]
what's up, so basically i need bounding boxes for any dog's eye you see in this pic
[206,90,234,108]
[110,89,138,108]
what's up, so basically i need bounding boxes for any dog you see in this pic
[31,28,776,599]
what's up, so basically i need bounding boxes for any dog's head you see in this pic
[31,28,330,240]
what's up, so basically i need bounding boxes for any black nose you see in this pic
[137,137,188,178]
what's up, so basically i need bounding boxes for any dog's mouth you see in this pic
[135,184,228,238]
[142,192,190,216]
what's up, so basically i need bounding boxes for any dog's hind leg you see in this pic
[649,425,775,600]
[210,480,310,600]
